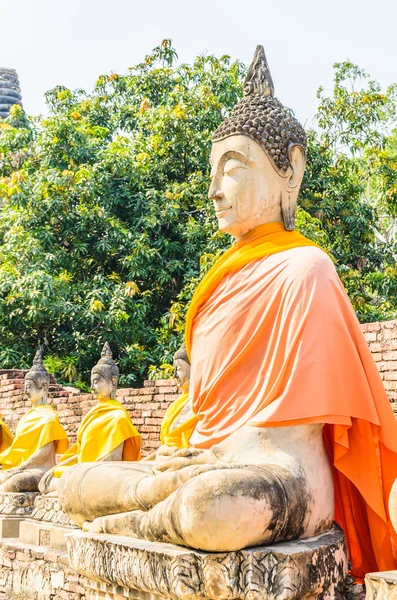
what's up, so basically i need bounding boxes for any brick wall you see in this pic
[362,320,397,413]
[0,373,179,457]
[1,319,397,457]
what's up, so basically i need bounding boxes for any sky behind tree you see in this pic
[1,0,396,126]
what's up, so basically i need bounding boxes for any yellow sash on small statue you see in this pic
[0,417,13,453]
[160,393,198,449]
[54,398,141,478]
[0,404,68,470]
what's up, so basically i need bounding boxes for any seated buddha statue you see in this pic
[158,343,197,451]
[0,349,68,492]
[58,46,397,580]
[39,342,141,496]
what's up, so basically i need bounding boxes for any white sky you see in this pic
[1,0,397,127]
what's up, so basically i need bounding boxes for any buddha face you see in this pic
[91,372,116,401]
[208,134,305,238]
[24,377,48,404]
[173,358,190,393]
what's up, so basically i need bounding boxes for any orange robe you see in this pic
[186,221,397,579]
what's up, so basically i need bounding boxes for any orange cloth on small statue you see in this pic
[186,221,397,579]
[160,393,198,448]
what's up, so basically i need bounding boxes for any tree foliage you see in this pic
[0,42,396,385]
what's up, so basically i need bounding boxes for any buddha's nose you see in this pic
[208,178,223,200]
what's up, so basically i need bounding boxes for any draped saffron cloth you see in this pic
[0,417,13,453]
[54,399,141,478]
[160,393,198,448]
[185,221,397,579]
[0,404,68,469]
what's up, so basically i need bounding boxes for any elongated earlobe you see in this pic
[281,191,296,231]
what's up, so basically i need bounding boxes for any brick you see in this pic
[145,417,163,425]
[153,394,165,401]
[364,332,377,342]
[117,388,131,396]
[140,425,160,433]
[158,386,178,394]
[383,380,397,391]
[154,379,176,387]
[137,402,160,411]
[383,320,397,329]
[369,342,382,353]
[361,322,381,332]
[382,340,397,351]
[372,353,382,362]
[383,351,397,361]
[376,361,397,372]
[384,372,397,381]
[382,330,397,340]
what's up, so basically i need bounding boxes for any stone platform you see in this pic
[0,491,39,538]
[19,495,77,551]
[67,525,348,600]
[365,571,397,599]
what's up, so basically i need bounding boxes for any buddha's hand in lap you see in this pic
[155,445,180,459]
[154,448,211,473]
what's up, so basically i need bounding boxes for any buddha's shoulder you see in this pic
[280,245,337,282]
[255,245,336,281]
[29,405,58,424]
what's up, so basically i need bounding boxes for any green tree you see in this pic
[0,42,243,384]
[0,45,396,384]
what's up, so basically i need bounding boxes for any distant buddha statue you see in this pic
[58,46,397,580]
[0,349,68,492]
[159,344,197,450]
[0,415,13,455]
[39,342,141,496]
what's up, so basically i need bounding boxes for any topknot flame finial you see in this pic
[101,341,113,360]
[32,347,44,366]
[243,45,274,98]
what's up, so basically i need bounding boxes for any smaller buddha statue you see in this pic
[0,349,68,492]
[0,415,13,455]
[39,342,141,496]
[159,344,197,449]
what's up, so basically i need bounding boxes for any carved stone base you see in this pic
[0,492,39,539]
[0,491,39,516]
[19,520,74,551]
[0,516,25,538]
[365,571,397,599]
[67,525,347,600]
[30,494,78,527]
[18,494,78,550]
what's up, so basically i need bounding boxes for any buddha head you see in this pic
[173,343,190,393]
[91,342,119,401]
[24,348,50,405]
[209,46,306,239]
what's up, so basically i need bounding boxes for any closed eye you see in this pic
[223,159,248,175]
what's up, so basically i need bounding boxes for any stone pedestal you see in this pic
[365,571,397,599]
[0,491,39,538]
[19,495,77,551]
[67,525,347,600]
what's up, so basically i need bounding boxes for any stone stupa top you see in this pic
[0,68,23,119]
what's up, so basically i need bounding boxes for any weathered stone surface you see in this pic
[0,491,38,516]
[67,525,347,600]
[30,494,77,527]
[0,538,73,600]
[365,571,397,599]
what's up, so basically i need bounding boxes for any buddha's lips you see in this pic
[215,205,232,216]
